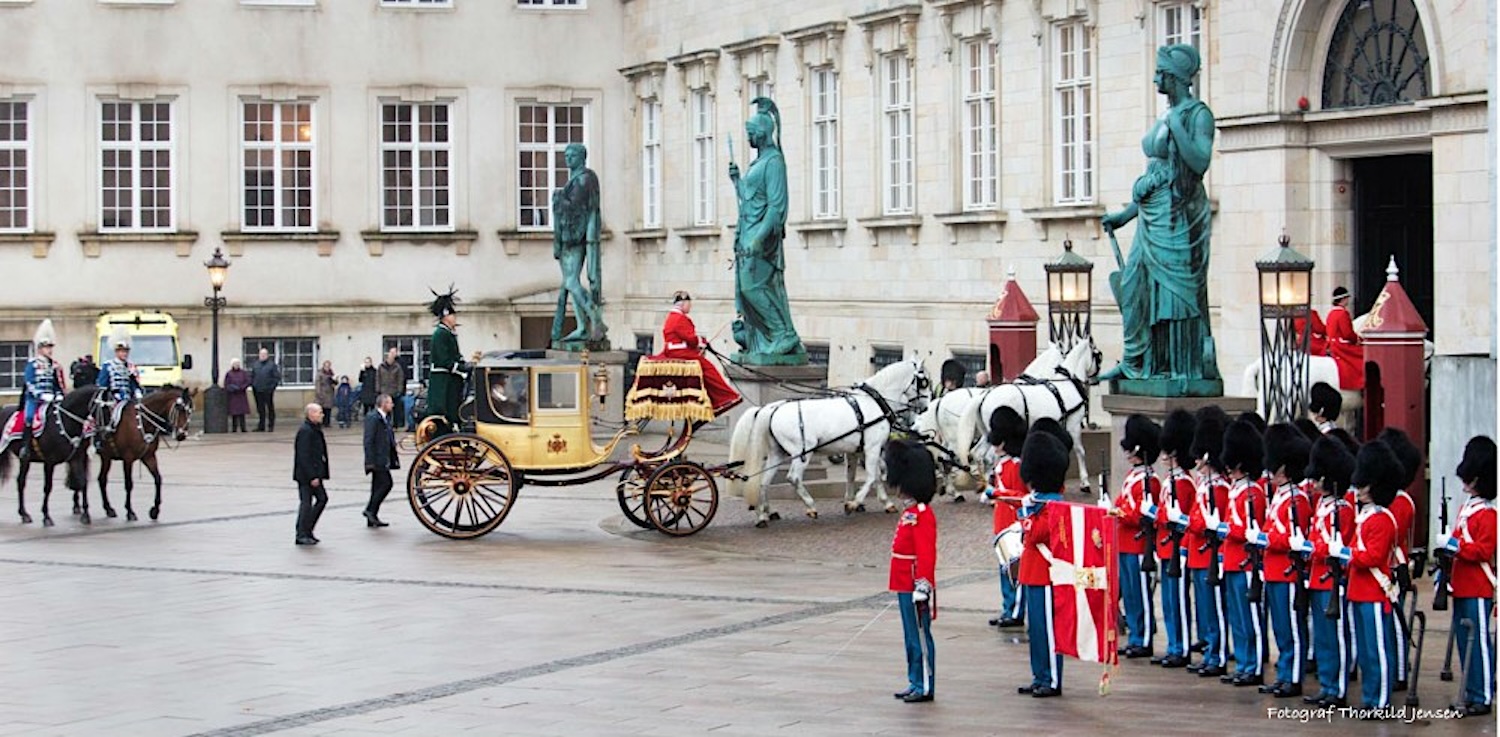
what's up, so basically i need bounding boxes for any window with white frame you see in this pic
[1053,22,1094,205]
[0,100,31,233]
[1158,1,1203,49]
[690,90,715,226]
[518,0,582,6]
[380,101,452,231]
[0,341,26,391]
[382,0,451,6]
[100,100,174,232]
[241,100,314,231]
[381,334,431,385]
[810,67,840,220]
[640,100,662,229]
[243,337,317,386]
[962,39,999,210]
[517,102,586,230]
[880,53,914,215]
[241,0,316,6]
[748,78,774,101]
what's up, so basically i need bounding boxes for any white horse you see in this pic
[729,358,932,527]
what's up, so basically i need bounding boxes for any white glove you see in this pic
[1167,505,1190,528]
[1018,493,1038,518]
[1290,528,1313,555]
[913,579,933,603]
[40,392,58,403]
[1141,500,1159,519]
[1202,508,1220,531]
[1247,525,1269,548]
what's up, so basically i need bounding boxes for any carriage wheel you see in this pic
[615,465,654,529]
[643,461,718,537]
[407,433,517,540]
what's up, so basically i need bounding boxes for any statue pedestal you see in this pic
[721,363,837,495]
[546,349,628,427]
[552,337,611,353]
[1100,392,1255,495]
[1110,378,1224,398]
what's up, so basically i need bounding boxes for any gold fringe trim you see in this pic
[625,402,714,423]
[633,359,705,378]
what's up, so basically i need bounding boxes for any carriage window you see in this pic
[536,370,578,411]
[483,369,529,424]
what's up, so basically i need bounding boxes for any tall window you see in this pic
[880,53,914,215]
[871,345,904,371]
[749,78,774,101]
[100,100,174,232]
[517,103,587,230]
[380,102,452,231]
[810,67,840,220]
[243,337,317,386]
[0,100,30,233]
[241,100,314,231]
[951,351,987,386]
[382,335,431,385]
[1158,1,1203,49]
[0,341,26,391]
[518,0,582,6]
[1053,22,1093,205]
[962,39,999,211]
[691,90,715,226]
[641,100,662,228]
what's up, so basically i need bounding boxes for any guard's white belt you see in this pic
[891,553,917,560]
[666,342,689,350]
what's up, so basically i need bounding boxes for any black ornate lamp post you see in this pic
[1044,237,1094,353]
[1255,233,1314,423]
[202,247,231,434]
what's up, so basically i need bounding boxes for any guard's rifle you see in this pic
[1199,477,1224,588]
[1246,484,1265,603]
[1433,477,1458,683]
[1284,489,1310,614]
[1319,496,1345,620]
[1164,469,1187,580]
[1136,468,1158,575]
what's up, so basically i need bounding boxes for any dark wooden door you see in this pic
[1352,154,1433,336]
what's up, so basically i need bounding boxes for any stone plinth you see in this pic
[1101,393,1256,495]
[547,349,631,427]
[722,363,829,430]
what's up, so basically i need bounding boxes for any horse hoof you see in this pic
[80,512,91,525]
[42,517,53,528]
[105,508,117,518]
[884,504,898,513]
[126,511,138,522]
[149,508,160,521]
[806,509,818,520]
[769,512,782,521]
[843,502,855,515]
[856,503,867,513]
[952,494,966,504]
[19,513,32,524]
[72,506,81,516]
[755,519,769,529]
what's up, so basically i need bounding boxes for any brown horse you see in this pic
[0,387,95,525]
[92,386,194,522]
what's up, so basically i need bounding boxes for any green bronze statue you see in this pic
[1099,44,1222,395]
[551,142,608,350]
[729,97,806,366]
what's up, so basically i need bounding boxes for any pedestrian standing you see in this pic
[377,348,407,431]
[293,404,329,545]
[357,357,377,416]
[315,360,335,428]
[885,438,937,704]
[251,348,281,432]
[223,358,251,432]
[363,394,399,528]
[335,376,354,428]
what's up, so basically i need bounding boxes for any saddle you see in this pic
[1,407,46,448]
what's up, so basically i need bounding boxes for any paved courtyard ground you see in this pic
[0,426,1490,736]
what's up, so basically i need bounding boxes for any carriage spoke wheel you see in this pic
[643,461,718,537]
[615,465,655,529]
[406,433,516,540]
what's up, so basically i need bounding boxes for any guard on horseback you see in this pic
[1324,287,1365,391]
[96,328,144,448]
[18,319,66,462]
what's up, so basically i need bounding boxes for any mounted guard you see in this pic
[15,319,66,461]
[95,327,144,448]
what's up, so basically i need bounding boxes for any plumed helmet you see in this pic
[1120,414,1161,463]
[987,406,1027,456]
[1222,420,1265,478]
[1159,409,1198,469]
[1237,411,1268,435]
[1031,417,1073,454]
[1191,405,1229,472]
[32,319,56,348]
[1456,435,1497,501]
[1021,430,1070,495]
[108,326,131,351]
[884,439,936,504]
[427,285,460,319]
[1309,382,1342,421]
[1304,436,1356,495]
[940,358,967,387]
[1292,418,1321,441]
[1263,424,1311,482]
[1352,440,1405,507]
[1375,427,1423,491]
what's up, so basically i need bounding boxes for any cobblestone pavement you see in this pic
[0,429,1488,736]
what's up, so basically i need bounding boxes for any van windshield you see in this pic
[98,336,179,367]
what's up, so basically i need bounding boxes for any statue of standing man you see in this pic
[729,98,806,366]
[551,142,608,350]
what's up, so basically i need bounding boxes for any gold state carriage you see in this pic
[406,351,733,539]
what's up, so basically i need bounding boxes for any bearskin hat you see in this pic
[1191,406,1229,472]
[987,406,1027,457]
[1031,417,1074,453]
[1309,382,1342,421]
[427,285,460,319]
[1456,436,1497,501]
[1021,430,1070,495]
[1222,420,1265,478]
[1159,409,1198,469]
[1375,427,1423,491]
[1263,424,1311,482]
[1237,411,1268,435]
[884,439,937,504]
[1120,414,1161,463]
[1305,436,1356,495]
[1325,427,1360,456]
[1352,440,1404,507]
[940,358,967,388]
[1292,418,1321,441]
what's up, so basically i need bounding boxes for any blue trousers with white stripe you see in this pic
[1455,597,1496,707]
[1024,584,1063,690]
[1224,571,1265,676]
[1309,588,1350,700]
[1119,553,1154,649]
[1351,601,1396,708]
[1266,581,1308,685]
[997,564,1024,622]
[897,592,934,696]
[1191,567,1227,668]
[1160,552,1192,658]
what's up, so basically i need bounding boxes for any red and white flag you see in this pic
[1041,501,1120,666]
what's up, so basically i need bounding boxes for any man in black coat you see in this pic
[363,393,400,527]
[252,348,283,432]
[293,404,330,545]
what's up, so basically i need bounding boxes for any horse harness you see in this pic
[772,382,915,463]
[1010,366,1089,420]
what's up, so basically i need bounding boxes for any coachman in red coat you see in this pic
[655,291,742,416]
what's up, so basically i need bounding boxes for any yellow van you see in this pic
[95,311,193,389]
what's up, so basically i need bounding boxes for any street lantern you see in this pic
[1255,232,1314,423]
[202,246,231,434]
[1044,237,1094,352]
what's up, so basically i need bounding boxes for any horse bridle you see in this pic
[139,393,193,446]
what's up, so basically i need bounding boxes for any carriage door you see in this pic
[1352,154,1433,335]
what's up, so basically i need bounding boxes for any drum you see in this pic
[993,521,1024,574]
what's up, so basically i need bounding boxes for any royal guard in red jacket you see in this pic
[1303,436,1357,707]
[656,291,741,416]
[1260,425,1314,697]
[1296,309,1329,356]
[1186,407,1231,677]
[985,406,1028,629]
[1375,427,1422,688]
[1116,415,1161,659]
[1154,409,1198,668]
[1331,440,1404,710]
[1016,430,1070,698]
[1309,382,1343,436]
[1325,287,1365,390]
[1218,420,1269,686]
[885,439,938,704]
[1437,436,1497,716]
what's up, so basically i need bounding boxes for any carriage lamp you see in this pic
[1255,232,1315,423]
[201,246,231,434]
[593,365,610,402]
[1044,237,1094,353]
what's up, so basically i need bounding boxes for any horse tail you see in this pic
[727,406,759,500]
[66,452,89,493]
[740,403,781,509]
[0,444,11,484]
